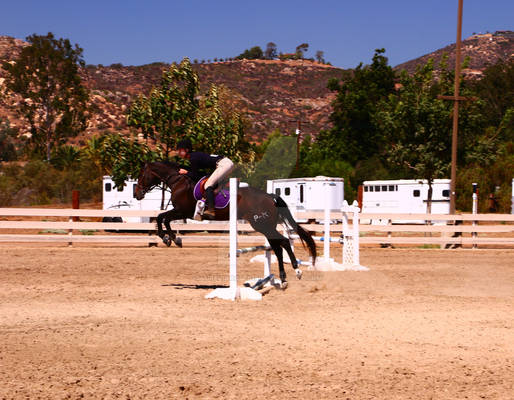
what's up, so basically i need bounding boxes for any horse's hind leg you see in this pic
[281,237,303,280]
[267,238,287,286]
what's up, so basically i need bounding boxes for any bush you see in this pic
[0,157,103,206]
[0,119,20,161]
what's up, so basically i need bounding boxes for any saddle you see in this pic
[193,176,230,209]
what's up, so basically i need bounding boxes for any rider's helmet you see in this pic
[176,138,193,153]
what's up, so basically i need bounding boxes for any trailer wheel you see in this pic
[103,216,123,232]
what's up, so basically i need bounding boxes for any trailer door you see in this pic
[297,183,305,210]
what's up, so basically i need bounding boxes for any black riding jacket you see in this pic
[184,152,222,182]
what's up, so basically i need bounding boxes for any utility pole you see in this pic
[437,0,465,214]
[450,0,464,215]
[290,119,307,170]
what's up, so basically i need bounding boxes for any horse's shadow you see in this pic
[162,283,229,290]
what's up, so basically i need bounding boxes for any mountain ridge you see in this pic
[1,32,513,145]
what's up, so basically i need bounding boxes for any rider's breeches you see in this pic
[205,158,234,189]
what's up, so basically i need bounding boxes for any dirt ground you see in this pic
[0,243,513,399]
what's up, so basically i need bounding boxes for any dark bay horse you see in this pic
[134,161,316,284]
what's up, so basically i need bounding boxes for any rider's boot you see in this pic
[203,186,216,220]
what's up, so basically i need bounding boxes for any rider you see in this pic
[176,138,234,219]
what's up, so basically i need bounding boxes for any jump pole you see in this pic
[205,178,262,301]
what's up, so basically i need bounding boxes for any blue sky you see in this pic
[2,0,513,69]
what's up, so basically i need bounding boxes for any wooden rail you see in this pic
[1,208,513,247]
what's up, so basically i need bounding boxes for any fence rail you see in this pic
[1,208,513,247]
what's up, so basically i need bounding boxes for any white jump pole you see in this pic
[205,178,262,301]
[323,182,331,262]
[352,200,361,267]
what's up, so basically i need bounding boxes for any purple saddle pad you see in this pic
[193,177,230,209]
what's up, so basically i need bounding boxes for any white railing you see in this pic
[1,208,514,247]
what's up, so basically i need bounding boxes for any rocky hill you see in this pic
[83,59,343,141]
[1,31,513,146]
[395,31,514,78]
[0,36,343,144]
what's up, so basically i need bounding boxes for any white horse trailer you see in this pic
[266,177,345,212]
[102,176,172,223]
[362,179,450,224]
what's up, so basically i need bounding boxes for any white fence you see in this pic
[1,208,514,247]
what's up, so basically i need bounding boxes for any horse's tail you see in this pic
[273,195,317,265]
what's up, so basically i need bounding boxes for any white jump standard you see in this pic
[252,182,369,272]
[205,179,267,301]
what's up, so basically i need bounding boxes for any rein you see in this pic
[137,164,189,197]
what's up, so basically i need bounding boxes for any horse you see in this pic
[134,161,316,284]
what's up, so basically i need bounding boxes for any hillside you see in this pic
[395,31,514,78]
[1,31,513,146]
[0,36,343,143]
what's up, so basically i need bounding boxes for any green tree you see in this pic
[295,43,309,59]
[193,85,255,166]
[50,144,81,170]
[265,42,278,60]
[1,33,89,161]
[127,58,199,158]
[247,134,296,189]
[315,50,325,64]
[0,118,19,161]
[323,49,396,164]
[236,46,264,60]
[94,133,156,189]
[375,58,486,212]
[472,59,514,138]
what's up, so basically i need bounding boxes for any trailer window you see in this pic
[364,186,368,192]
[275,188,281,196]
[299,185,304,203]
[285,187,291,196]
[382,185,387,191]
[369,186,373,192]
[413,190,420,197]
[374,185,381,192]
[105,183,112,192]
[389,185,395,191]
[442,189,450,197]
[133,184,137,198]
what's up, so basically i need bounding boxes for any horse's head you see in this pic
[134,163,161,200]
[134,161,181,200]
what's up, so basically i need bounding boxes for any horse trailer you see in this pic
[102,176,172,224]
[266,177,345,212]
[361,179,450,224]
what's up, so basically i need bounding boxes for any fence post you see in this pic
[472,183,478,249]
[68,190,80,246]
[341,200,348,264]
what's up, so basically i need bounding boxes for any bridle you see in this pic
[135,163,184,198]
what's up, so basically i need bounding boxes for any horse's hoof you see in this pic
[280,281,288,290]
[174,237,183,248]
[163,235,172,247]
[295,269,303,280]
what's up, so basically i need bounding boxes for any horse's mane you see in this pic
[153,160,180,170]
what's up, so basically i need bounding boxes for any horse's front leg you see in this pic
[157,209,185,247]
